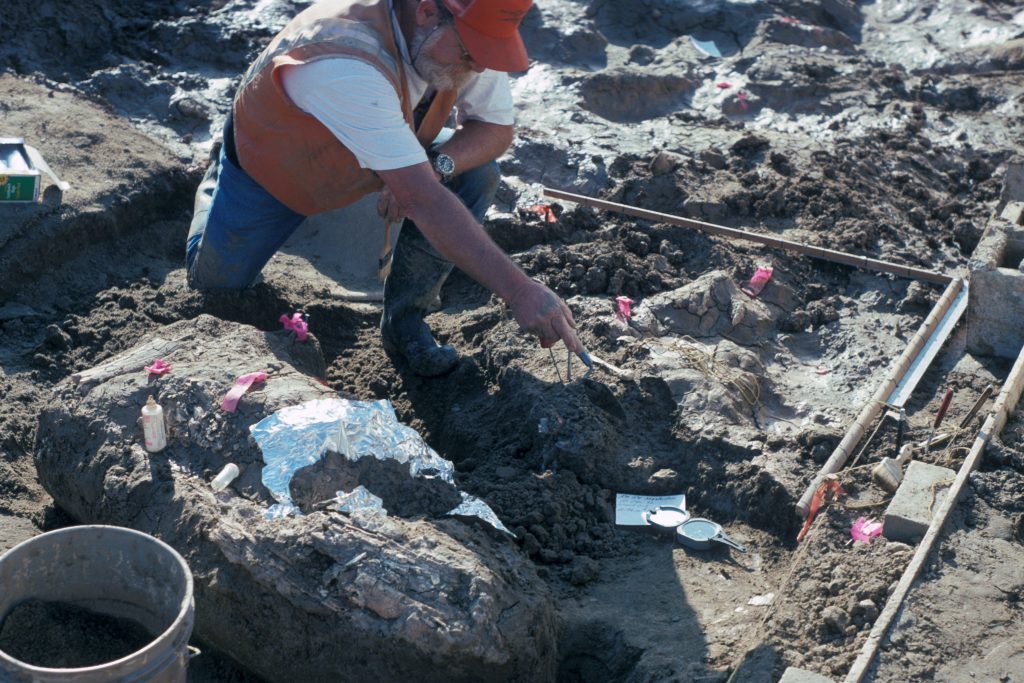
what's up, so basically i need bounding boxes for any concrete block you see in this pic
[967,219,1024,359]
[778,666,835,683]
[883,461,955,543]
[1000,160,1024,207]
[1001,201,1024,226]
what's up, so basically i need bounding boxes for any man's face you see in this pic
[410,23,477,90]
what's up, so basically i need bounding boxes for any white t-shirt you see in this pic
[280,9,514,172]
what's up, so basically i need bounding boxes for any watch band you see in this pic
[429,151,455,182]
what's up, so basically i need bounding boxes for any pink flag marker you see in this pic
[851,517,883,543]
[221,371,268,412]
[615,296,634,322]
[144,359,172,377]
[741,266,774,298]
[279,313,308,342]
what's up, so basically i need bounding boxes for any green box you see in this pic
[0,138,41,203]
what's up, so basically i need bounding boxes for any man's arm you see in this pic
[376,120,511,220]
[377,161,581,352]
[433,119,513,176]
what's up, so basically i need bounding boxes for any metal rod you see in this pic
[547,348,563,384]
[847,411,892,470]
[543,187,953,285]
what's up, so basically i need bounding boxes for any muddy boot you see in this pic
[380,221,458,377]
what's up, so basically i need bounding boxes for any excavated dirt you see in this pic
[2,1,1024,681]
[0,600,154,669]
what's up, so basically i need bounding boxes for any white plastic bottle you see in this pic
[141,395,167,453]
[211,463,240,492]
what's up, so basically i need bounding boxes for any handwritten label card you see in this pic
[615,493,686,526]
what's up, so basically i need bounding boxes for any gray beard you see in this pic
[409,25,472,91]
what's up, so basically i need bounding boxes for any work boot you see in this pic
[380,220,458,377]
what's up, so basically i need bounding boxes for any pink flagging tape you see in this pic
[615,296,634,322]
[221,371,268,412]
[280,313,308,342]
[742,265,774,298]
[850,517,883,543]
[145,359,172,376]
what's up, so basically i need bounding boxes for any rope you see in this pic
[663,336,763,408]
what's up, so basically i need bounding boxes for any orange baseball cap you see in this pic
[442,0,533,72]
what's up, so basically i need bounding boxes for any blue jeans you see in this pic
[185,143,501,289]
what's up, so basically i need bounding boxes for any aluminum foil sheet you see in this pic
[334,485,385,515]
[250,397,511,534]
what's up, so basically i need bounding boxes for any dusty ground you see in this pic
[2,0,1024,681]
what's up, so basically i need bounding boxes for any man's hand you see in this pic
[377,160,582,352]
[376,186,406,223]
[506,279,582,352]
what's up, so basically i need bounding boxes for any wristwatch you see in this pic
[429,151,455,183]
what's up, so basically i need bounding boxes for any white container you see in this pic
[141,396,167,453]
[210,464,240,492]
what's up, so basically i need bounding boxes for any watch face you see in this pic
[434,153,455,177]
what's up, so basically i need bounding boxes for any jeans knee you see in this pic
[466,160,500,197]
[186,250,253,290]
[455,160,501,221]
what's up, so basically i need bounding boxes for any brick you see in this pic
[883,461,955,543]
[778,666,835,683]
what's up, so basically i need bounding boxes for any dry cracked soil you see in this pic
[1,1,1024,682]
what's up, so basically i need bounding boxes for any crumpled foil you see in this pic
[250,397,511,535]
[334,485,385,515]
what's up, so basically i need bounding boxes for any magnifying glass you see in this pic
[676,518,748,553]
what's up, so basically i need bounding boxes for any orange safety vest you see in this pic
[233,0,456,216]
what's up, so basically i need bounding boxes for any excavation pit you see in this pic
[2,1,1024,681]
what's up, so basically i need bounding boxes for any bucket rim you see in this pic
[0,524,195,675]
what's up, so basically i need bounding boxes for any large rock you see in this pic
[631,270,792,345]
[34,314,555,683]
